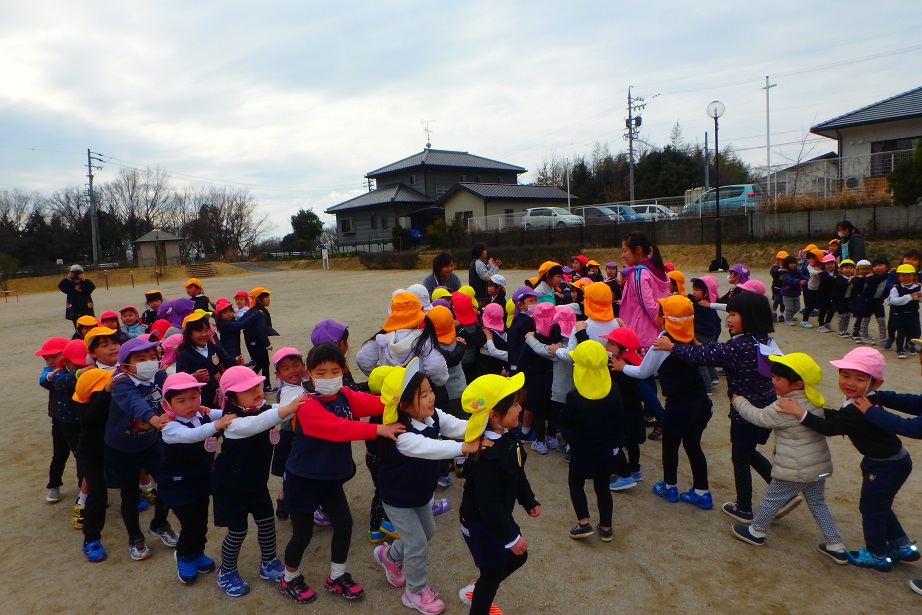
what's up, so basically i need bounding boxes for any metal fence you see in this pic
[767,148,913,198]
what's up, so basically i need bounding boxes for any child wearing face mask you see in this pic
[104,337,177,562]
[373,358,487,613]
[278,344,405,604]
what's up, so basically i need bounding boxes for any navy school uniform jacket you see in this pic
[558,387,624,458]
[506,312,535,374]
[800,393,903,459]
[76,389,112,460]
[158,411,220,508]
[216,308,261,358]
[831,275,855,312]
[243,305,278,355]
[854,273,888,317]
[50,368,80,425]
[781,270,808,297]
[212,402,286,495]
[105,370,168,453]
[690,294,721,338]
[175,342,237,408]
[864,391,922,439]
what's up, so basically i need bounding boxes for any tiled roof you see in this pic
[366,149,526,177]
[811,86,922,136]
[325,184,432,213]
[440,183,575,203]
[134,229,183,242]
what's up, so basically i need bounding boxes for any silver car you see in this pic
[522,207,585,229]
[632,204,679,221]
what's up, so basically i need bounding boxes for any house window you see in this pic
[409,175,416,185]
[341,218,354,233]
[436,185,449,198]
[496,176,503,183]
[459,174,467,182]
[370,213,377,229]
[381,215,387,229]
[475,175,482,182]
[455,211,473,220]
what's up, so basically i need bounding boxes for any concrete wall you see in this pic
[465,204,922,249]
[136,241,182,267]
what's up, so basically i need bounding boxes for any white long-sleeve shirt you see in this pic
[394,409,467,459]
[622,332,671,380]
[481,338,509,361]
[161,409,225,444]
[223,404,288,439]
[889,284,921,306]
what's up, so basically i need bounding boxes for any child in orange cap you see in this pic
[245,287,279,392]
[184,278,211,312]
[36,336,72,504]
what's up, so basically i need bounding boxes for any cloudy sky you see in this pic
[2,1,920,236]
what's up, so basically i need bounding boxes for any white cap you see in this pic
[69,264,84,273]
[489,274,506,288]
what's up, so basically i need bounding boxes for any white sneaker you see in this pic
[530,441,549,455]
[459,583,475,606]
[545,435,559,449]
[402,586,446,614]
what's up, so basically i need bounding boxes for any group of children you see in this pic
[771,242,922,359]
[35,238,922,611]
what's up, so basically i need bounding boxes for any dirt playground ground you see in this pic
[2,265,921,614]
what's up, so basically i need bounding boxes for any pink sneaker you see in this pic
[401,586,446,614]
[374,543,405,587]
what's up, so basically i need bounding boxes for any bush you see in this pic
[358,252,420,270]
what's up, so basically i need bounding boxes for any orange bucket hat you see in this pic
[667,270,686,296]
[383,292,425,332]
[537,261,561,279]
[658,295,695,343]
[427,305,457,344]
[583,282,614,321]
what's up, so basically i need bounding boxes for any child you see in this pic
[780,255,809,326]
[558,340,621,542]
[533,261,564,304]
[454,292,486,384]
[100,311,130,342]
[585,260,604,283]
[801,250,823,328]
[119,306,145,339]
[157,372,237,584]
[520,302,561,454]
[73,315,99,340]
[504,286,538,376]
[619,230,671,351]
[849,259,872,341]
[141,291,163,332]
[278,344,404,604]
[718,264,750,305]
[458,373,540,615]
[655,292,777,523]
[730,353,846,562]
[233,290,250,319]
[770,251,788,322]
[776,347,916,572]
[246,287,280,392]
[887,264,921,358]
[690,277,721,393]
[176,310,238,409]
[853,256,889,345]
[603,262,623,317]
[211,365,306,596]
[815,255,838,332]
[478,303,509,376]
[428,305,468,420]
[832,259,857,337]
[486,274,507,307]
[374,358,485,613]
[105,337,177,560]
[883,249,922,350]
[667,270,686,296]
[612,296,714,508]
[269,347,307,521]
[35,336,72,503]
[214,297,260,361]
[51,338,92,527]
[184,277,211,312]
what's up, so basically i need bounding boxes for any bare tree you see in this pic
[101,166,174,241]
[534,154,567,187]
[0,189,41,231]
[46,186,88,230]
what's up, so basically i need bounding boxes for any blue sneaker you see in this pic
[881,338,894,350]
[379,520,400,540]
[631,470,643,482]
[679,488,713,509]
[259,558,285,581]
[176,552,199,584]
[217,567,251,597]
[369,529,387,544]
[609,476,637,491]
[193,552,216,574]
[81,540,107,563]
[846,548,892,572]
[136,498,148,512]
[889,543,921,563]
[564,453,571,463]
[652,481,679,502]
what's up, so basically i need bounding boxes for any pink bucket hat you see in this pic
[160,372,205,417]
[160,334,183,366]
[554,306,577,337]
[481,303,505,332]
[272,346,302,367]
[738,279,766,295]
[821,253,837,264]
[695,275,719,303]
[533,302,556,337]
[829,347,886,381]
[219,365,265,400]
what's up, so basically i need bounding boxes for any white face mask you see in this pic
[727,275,735,285]
[837,231,846,238]
[606,351,614,358]
[132,360,160,381]
[313,376,343,397]
[525,303,537,315]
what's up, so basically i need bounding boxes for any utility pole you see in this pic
[625,87,645,207]
[763,76,777,208]
[704,132,710,190]
[85,149,104,267]
[565,158,571,212]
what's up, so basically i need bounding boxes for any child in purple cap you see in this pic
[777,347,917,572]
[105,337,177,562]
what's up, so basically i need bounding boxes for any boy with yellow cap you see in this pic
[886,264,921,358]
[558,340,621,542]
[244,287,280,392]
[184,278,212,312]
[770,251,789,322]
[730,353,846,561]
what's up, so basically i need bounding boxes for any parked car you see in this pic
[631,204,679,221]
[572,205,642,224]
[682,184,765,216]
[607,204,644,222]
[521,207,585,229]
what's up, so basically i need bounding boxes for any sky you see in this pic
[2,1,921,238]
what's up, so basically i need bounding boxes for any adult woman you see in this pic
[58,264,96,324]
[421,252,462,296]
[833,221,866,263]
[468,243,502,304]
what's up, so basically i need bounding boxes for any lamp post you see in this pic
[706,101,725,270]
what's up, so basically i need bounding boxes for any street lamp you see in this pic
[706,100,725,270]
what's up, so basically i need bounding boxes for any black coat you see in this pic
[58,276,96,320]
[175,342,237,407]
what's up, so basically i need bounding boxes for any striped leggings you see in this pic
[752,478,841,544]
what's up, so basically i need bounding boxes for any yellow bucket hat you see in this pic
[368,365,398,396]
[569,340,612,400]
[181,309,212,329]
[667,270,686,296]
[431,287,452,301]
[658,295,695,343]
[380,358,421,424]
[462,372,525,442]
[83,326,118,350]
[768,352,825,408]
[72,368,113,403]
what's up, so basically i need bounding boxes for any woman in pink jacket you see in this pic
[619,231,671,438]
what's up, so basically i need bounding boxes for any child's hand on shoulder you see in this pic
[525,331,534,337]
[652,337,674,352]
[279,393,308,417]
[775,398,805,418]
[376,422,406,441]
[575,321,587,331]
[213,371,222,382]
[456,336,466,345]
[698,299,710,308]
[215,413,236,430]
[852,397,874,414]
[483,328,493,340]
[547,343,561,354]
[461,438,492,455]
[192,369,209,383]
[235,355,245,365]
[608,357,626,372]
[149,414,173,429]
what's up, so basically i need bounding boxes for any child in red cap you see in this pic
[119,306,145,339]
[35,337,71,503]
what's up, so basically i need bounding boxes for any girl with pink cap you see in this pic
[520,302,563,454]
[478,303,509,375]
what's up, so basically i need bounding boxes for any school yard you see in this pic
[2,265,921,614]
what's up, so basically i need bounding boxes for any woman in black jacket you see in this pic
[834,221,866,263]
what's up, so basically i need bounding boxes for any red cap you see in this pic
[35,337,69,357]
[571,254,588,266]
[60,339,90,368]
[119,306,138,315]
[215,298,233,314]
[150,319,172,341]
[601,327,643,366]
[100,311,119,320]
[234,290,249,299]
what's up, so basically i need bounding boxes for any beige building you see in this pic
[438,183,575,230]
[134,229,183,269]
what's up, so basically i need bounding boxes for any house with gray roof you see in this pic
[326,147,530,247]
[438,183,576,231]
[810,85,922,191]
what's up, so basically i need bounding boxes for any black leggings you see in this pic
[48,419,80,489]
[568,468,613,527]
[121,486,168,540]
[81,453,108,544]
[284,486,352,568]
[471,551,528,615]
[173,495,210,557]
[731,444,772,513]
[251,347,270,383]
[816,294,834,327]
[895,317,922,353]
[614,444,640,477]
[365,453,389,531]
[662,427,709,490]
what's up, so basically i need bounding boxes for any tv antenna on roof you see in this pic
[421,120,436,149]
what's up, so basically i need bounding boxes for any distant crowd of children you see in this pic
[35,225,922,612]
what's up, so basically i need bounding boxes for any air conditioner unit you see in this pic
[844,177,860,190]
